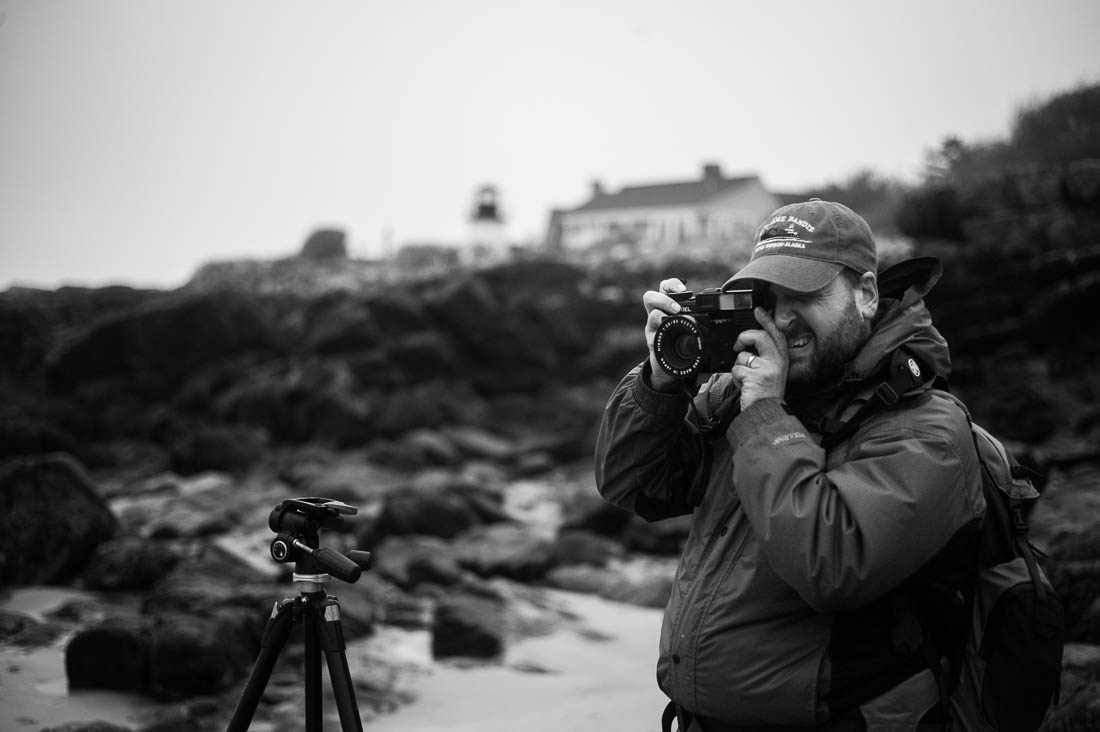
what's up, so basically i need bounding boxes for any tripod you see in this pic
[226,498,373,732]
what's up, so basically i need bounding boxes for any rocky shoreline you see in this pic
[0,442,682,731]
[3,254,1100,731]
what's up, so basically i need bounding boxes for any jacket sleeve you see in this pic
[593,362,702,520]
[727,395,985,612]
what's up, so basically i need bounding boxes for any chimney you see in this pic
[702,163,722,182]
[591,179,604,198]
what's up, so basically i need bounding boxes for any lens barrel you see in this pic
[654,315,704,379]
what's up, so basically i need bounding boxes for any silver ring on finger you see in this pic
[744,353,756,368]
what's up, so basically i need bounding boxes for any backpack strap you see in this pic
[889,592,956,726]
[661,700,679,732]
[816,347,961,720]
[819,347,940,451]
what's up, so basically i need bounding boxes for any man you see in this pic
[594,200,985,731]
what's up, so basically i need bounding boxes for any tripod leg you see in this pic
[304,610,324,732]
[325,648,364,732]
[226,599,297,732]
[316,598,364,732]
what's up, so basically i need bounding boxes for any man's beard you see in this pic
[785,297,870,397]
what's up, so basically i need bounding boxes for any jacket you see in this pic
[594,265,986,726]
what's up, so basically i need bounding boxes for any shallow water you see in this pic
[0,586,165,730]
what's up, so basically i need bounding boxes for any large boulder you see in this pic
[1033,459,1100,644]
[371,535,464,590]
[450,523,556,582]
[81,537,181,591]
[381,332,462,383]
[1048,524,1100,644]
[0,300,50,380]
[147,612,257,699]
[421,275,558,393]
[379,429,463,469]
[553,528,625,566]
[366,381,482,438]
[302,292,378,354]
[64,611,259,700]
[362,482,506,545]
[0,402,77,460]
[169,423,268,475]
[210,359,375,445]
[431,593,506,660]
[1041,643,1100,732]
[46,291,284,396]
[560,491,635,537]
[299,228,348,261]
[561,491,690,556]
[0,453,117,585]
[141,552,277,622]
[65,615,151,692]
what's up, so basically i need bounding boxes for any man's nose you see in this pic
[772,301,796,330]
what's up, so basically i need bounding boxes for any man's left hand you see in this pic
[732,307,789,411]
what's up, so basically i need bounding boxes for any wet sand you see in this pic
[371,590,666,732]
[0,587,164,730]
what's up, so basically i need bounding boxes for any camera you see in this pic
[653,288,758,379]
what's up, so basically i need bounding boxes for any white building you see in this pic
[547,163,779,259]
[466,184,509,263]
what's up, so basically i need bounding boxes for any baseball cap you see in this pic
[722,199,878,293]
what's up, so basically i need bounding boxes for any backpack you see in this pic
[822,349,1065,732]
[935,391,1064,732]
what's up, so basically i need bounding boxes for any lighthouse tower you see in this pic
[467,184,509,264]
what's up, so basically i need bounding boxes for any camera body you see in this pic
[653,288,758,380]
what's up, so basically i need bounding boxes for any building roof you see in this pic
[569,167,761,213]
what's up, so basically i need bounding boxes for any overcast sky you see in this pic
[2,0,1099,290]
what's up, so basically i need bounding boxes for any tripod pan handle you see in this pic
[315,547,363,583]
[347,550,372,570]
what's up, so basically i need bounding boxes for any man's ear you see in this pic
[858,271,879,319]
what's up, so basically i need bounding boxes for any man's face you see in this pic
[757,273,872,396]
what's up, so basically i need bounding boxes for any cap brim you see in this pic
[722,255,844,293]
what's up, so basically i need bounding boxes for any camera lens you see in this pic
[655,315,703,378]
[671,333,698,361]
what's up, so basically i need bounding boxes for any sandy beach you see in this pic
[370,589,666,732]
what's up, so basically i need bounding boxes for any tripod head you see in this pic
[268,497,372,587]
[230,497,372,731]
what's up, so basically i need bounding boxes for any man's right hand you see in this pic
[642,278,688,392]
